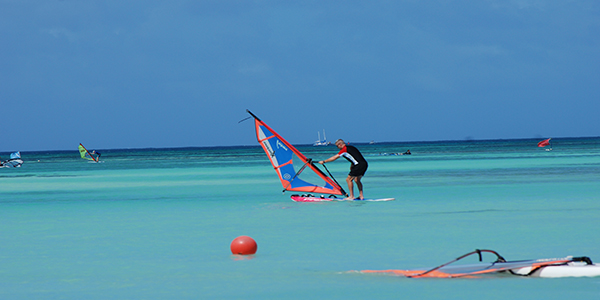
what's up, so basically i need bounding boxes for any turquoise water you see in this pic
[1,138,599,299]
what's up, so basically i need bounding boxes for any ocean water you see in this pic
[1,138,599,299]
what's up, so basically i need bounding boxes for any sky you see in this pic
[1,0,599,151]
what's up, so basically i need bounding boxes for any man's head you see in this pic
[335,139,345,149]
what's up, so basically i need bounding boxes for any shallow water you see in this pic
[1,138,599,299]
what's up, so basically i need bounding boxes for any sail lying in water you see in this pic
[359,249,600,278]
[247,110,346,196]
[79,143,100,162]
[1,151,23,168]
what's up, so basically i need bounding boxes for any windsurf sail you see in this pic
[78,143,99,162]
[360,249,594,278]
[538,138,551,148]
[10,152,20,159]
[1,151,23,168]
[247,110,346,196]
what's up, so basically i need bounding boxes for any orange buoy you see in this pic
[230,236,257,255]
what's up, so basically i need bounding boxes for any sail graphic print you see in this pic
[248,110,344,195]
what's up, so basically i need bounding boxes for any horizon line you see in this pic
[3,135,598,153]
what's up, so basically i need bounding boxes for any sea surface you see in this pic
[1,138,599,299]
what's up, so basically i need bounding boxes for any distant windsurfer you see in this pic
[318,139,368,200]
[91,150,101,160]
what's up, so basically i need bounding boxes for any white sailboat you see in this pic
[313,130,330,146]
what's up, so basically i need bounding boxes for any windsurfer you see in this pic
[318,139,368,200]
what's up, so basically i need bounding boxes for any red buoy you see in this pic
[230,236,257,255]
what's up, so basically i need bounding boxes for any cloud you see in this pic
[454,44,509,57]
[41,27,77,42]
[237,62,271,74]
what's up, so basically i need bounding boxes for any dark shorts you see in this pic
[349,163,368,177]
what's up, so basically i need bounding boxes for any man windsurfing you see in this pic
[318,139,368,200]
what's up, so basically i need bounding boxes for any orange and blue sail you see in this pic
[248,110,345,196]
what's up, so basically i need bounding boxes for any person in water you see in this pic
[318,139,368,200]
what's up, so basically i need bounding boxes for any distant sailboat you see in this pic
[0,151,23,168]
[313,130,330,146]
[538,138,552,151]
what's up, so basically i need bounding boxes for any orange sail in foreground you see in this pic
[358,249,598,278]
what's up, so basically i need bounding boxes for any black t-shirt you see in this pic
[338,145,367,165]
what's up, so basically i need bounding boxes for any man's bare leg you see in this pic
[355,176,364,200]
[345,175,355,200]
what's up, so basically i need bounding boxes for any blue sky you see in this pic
[1,0,598,151]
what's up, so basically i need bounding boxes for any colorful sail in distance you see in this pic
[9,152,20,159]
[247,110,346,196]
[538,138,551,148]
[78,143,98,162]
[1,151,23,168]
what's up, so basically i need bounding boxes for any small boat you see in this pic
[313,130,330,146]
[78,143,101,162]
[359,249,600,278]
[538,138,552,151]
[0,151,23,168]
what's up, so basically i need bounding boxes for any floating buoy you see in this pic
[230,236,257,255]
